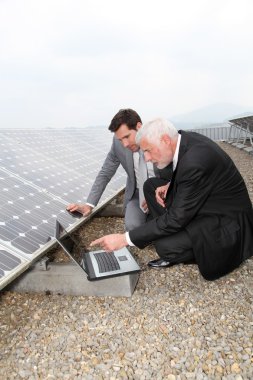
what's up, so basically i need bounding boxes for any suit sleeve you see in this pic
[86,139,121,206]
[129,150,215,248]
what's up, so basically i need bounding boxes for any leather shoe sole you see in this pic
[148,258,176,269]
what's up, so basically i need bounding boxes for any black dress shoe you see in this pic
[148,258,176,269]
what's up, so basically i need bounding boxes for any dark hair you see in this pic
[108,109,142,132]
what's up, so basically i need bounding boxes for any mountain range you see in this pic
[170,103,253,129]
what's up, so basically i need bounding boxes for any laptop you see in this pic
[55,220,141,281]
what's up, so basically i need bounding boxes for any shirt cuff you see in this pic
[86,202,95,208]
[125,232,135,247]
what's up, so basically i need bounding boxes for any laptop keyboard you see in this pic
[94,251,120,273]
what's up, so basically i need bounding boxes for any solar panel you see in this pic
[0,127,126,290]
[0,168,83,254]
[229,116,253,149]
[0,129,124,203]
[229,116,253,133]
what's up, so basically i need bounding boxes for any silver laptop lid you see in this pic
[55,220,87,272]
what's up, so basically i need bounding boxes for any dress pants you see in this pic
[125,189,148,230]
[143,177,195,262]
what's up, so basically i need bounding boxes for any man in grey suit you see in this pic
[67,109,169,230]
[91,118,253,280]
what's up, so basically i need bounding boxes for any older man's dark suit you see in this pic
[129,131,253,280]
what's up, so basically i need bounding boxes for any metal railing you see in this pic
[188,123,253,156]
[188,124,231,141]
[189,124,253,144]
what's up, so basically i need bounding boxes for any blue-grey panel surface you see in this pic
[0,129,125,203]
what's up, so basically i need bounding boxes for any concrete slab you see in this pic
[244,146,253,154]
[235,143,246,149]
[7,262,140,297]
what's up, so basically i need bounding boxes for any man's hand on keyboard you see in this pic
[90,233,127,252]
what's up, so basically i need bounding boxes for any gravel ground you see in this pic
[0,142,252,380]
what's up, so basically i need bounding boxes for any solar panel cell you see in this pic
[0,249,22,271]
[12,237,41,254]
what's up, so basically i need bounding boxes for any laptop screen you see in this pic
[55,221,88,271]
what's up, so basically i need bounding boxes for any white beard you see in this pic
[156,161,170,169]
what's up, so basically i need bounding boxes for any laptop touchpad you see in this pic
[118,256,128,261]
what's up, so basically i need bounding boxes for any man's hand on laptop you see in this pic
[90,234,127,252]
[66,203,93,217]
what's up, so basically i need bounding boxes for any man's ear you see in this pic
[136,122,142,131]
[161,134,171,146]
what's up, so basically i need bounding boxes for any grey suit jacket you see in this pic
[86,136,169,208]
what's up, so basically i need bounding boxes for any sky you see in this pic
[0,0,252,128]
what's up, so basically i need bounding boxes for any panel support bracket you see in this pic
[32,256,50,271]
